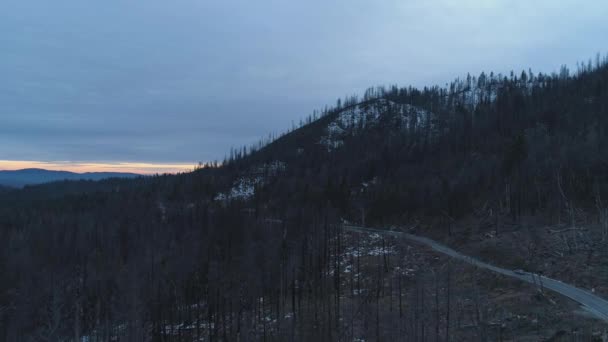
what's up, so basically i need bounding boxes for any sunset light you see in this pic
[0,160,195,175]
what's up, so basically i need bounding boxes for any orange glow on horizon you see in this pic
[0,160,197,175]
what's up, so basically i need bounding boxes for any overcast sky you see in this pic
[1,0,607,172]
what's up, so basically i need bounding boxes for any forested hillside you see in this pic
[1,56,608,341]
[241,56,608,224]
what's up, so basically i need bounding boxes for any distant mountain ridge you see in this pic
[0,168,140,187]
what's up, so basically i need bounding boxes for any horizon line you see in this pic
[0,160,198,175]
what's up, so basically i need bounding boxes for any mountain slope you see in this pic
[234,61,608,222]
[0,168,140,187]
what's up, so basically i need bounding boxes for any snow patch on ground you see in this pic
[215,161,286,202]
[320,99,433,151]
[343,231,396,258]
[215,176,262,201]
[252,160,286,176]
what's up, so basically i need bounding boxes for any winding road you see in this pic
[343,225,608,322]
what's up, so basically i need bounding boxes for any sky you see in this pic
[1,0,607,173]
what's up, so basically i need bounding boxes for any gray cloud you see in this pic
[1,0,607,163]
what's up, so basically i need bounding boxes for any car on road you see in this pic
[513,269,527,275]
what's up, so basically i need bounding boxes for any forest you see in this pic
[1,56,608,341]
